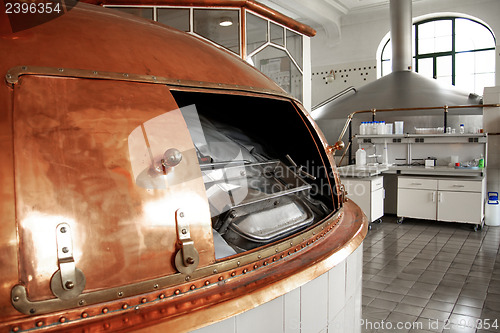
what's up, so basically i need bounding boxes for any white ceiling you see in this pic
[257,0,392,41]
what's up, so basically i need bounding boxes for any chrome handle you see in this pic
[432,192,436,202]
[452,184,465,188]
[411,182,422,186]
[438,192,443,202]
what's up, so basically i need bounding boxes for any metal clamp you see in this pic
[50,223,85,300]
[174,210,199,275]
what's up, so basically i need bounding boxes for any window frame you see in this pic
[380,16,496,92]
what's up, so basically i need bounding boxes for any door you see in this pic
[397,189,437,220]
[12,75,214,302]
[371,188,384,222]
[437,191,483,223]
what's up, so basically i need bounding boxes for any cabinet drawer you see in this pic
[398,177,437,190]
[371,177,384,191]
[438,179,483,192]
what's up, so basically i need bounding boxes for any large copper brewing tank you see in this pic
[0,3,367,332]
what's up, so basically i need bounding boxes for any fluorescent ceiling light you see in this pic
[219,17,233,27]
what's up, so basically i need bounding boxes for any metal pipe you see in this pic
[348,121,352,164]
[311,86,357,111]
[443,105,448,133]
[336,103,500,143]
[338,141,351,166]
[390,0,413,72]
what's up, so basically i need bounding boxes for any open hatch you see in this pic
[171,91,337,257]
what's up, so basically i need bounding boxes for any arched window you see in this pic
[380,16,496,95]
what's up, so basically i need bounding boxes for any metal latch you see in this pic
[174,210,199,275]
[50,223,86,300]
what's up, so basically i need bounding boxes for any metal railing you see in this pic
[311,86,357,111]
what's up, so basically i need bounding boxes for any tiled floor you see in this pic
[362,216,500,333]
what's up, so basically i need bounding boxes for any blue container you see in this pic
[486,192,500,226]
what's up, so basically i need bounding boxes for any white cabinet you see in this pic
[341,176,384,223]
[397,188,437,220]
[397,176,485,226]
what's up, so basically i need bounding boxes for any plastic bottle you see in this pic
[382,143,389,165]
[460,124,465,134]
[479,154,484,168]
[356,148,366,166]
[360,122,366,135]
[378,121,386,134]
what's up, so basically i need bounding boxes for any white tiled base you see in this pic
[193,244,364,333]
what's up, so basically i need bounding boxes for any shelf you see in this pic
[356,133,486,138]
[356,133,487,144]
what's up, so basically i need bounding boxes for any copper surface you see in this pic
[4,202,366,332]
[0,3,365,332]
[5,65,296,102]
[12,75,215,301]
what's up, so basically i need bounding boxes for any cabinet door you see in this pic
[397,189,437,220]
[371,188,384,221]
[342,179,371,219]
[437,191,483,223]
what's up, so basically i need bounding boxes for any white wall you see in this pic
[193,244,364,333]
[310,0,500,103]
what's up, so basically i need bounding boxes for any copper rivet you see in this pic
[174,289,180,295]
[141,298,147,303]
[118,292,123,297]
[231,272,236,277]
[218,276,223,281]
[154,284,159,289]
[185,276,190,281]
[205,280,210,286]
[190,285,196,290]
[263,261,268,266]
[213,269,218,274]
[243,269,248,274]
[36,321,43,327]
[123,318,129,323]
[253,264,258,269]
[12,327,19,332]
[122,304,128,309]
[258,255,261,259]
[104,323,110,329]
[273,257,276,262]
[275,249,278,252]
[281,254,284,258]
[159,293,165,299]
[237,261,241,266]
[290,242,293,246]
[288,251,291,255]
[82,312,88,318]
[60,317,66,323]
[102,308,108,314]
